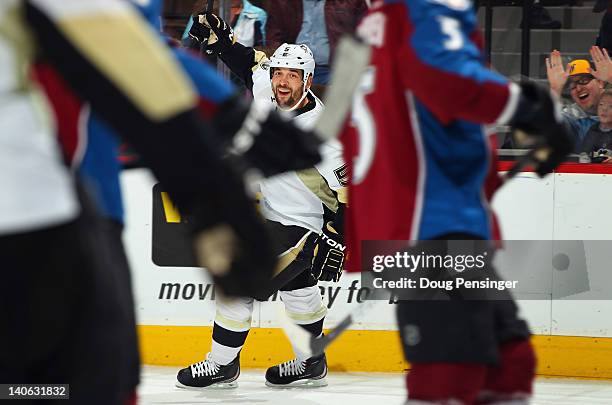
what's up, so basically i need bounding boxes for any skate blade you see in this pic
[265,377,328,389]
[175,380,238,390]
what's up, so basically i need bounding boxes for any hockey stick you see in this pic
[501,128,548,180]
[277,37,371,358]
[313,36,371,142]
[281,153,553,358]
[279,298,377,359]
[282,157,548,358]
[283,79,571,358]
[502,151,535,180]
[502,136,564,180]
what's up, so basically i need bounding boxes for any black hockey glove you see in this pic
[213,96,322,178]
[190,12,236,55]
[311,222,346,282]
[187,15,209,44]
[189,158,276,298]
[507,81,574,178]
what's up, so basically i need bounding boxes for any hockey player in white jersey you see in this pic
[177,13,348,389]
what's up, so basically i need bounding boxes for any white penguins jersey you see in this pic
[0,0,79,235]
[252,65,347,233]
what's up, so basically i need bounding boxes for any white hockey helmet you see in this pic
[268,43,316,92]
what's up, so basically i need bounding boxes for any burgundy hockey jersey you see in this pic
[342,0,517,271]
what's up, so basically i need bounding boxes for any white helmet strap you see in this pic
[274,70,312,112]
[282,88,311,112]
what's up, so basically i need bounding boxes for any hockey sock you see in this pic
[123,390,137,405]
[209,323,249,365]
[477,339,536,404]
[293,318,324,362]
[407,363,487,404]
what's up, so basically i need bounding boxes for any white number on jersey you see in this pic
[437,16,463,50]
[427,0,471,11]
[351,67,377,184]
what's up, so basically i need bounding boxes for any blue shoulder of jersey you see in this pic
[398,0,508,86]
[171,48,235,104]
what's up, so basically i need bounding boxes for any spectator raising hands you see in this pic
[545,49,607,149]
[546,50,570,96]
[590,45,612,83]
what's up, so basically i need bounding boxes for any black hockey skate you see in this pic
[176,353,240,389]
[265,353,328,388]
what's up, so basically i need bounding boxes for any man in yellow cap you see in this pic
[566,59,604,112]
[546,48,612,149]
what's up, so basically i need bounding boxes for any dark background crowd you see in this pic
[162,0,612,162]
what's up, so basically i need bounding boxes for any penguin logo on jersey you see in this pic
[334,164,349,187]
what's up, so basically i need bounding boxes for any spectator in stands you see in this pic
[476,0,561,29]
[525,1,561,29]
[581,89,612,160]
[265,0,368,85]
[183,0,267,48]
[546,48,611,149]
[594,0,612,54]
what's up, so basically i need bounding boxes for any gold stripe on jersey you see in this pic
[53,11,195,121]
[273,232,310,277]
[336,187,348,204]
[1,3,55,132]
[296,168,338,213]
[0,3,35,92]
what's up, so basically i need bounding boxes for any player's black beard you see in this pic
[274,87,302,109]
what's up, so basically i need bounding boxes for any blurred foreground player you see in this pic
[177,13,348,389]
[343,1,573,404]
[28,0,237,400]
[0,0,323,403]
